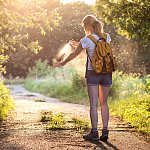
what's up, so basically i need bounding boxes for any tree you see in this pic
[37,2,93,63]
[1,0,60,77]
[5,2,93,77]
[95,0,150,74]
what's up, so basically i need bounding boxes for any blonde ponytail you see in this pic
[82,15,104,38]
[94,20,104,38]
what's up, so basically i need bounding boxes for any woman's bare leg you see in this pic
[87,85,99,130]
[99,85,110,129]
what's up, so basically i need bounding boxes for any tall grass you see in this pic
[25,76,88,104]
[24,59,88,104]
[110,71,146,99]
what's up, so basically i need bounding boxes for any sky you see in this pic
[60,0,96,5]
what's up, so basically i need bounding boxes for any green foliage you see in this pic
[72,117,89,132]
[4,2,93,77]
[0,0,60,75]
[49,113,65,129]
[110,71,145,99]
[33,99,46,102]
[40,111,90,131]
[28,59,51,78]
[24,76,88,104]
[40,111,53,122]
[145,75,150,93]
[109,94,150,134]
[25,65,88,104]
[95,0,150,74]
[0,81,15,121]
[95,0,149,44]
[72,73,86,90]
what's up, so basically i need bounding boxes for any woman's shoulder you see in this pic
[80,36,92,43]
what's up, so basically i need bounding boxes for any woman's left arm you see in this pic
[54,42,84,67]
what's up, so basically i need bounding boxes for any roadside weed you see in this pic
[49,113,65,129]
[72,117,89,132]
[33,99,46,102]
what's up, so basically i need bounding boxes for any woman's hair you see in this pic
[82,15,104,37]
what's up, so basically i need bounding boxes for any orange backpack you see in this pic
[87,33,117,73]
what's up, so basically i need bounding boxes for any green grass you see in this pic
[48,113,65,129]
[4,78,25,85]
[24,77,88,105]
[40,111,52,122]
[33,98,46,102]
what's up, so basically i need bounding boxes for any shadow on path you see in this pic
[88,140,119,150]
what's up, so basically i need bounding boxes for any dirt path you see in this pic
[0,85,149,150]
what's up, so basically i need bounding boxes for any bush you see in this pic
[28,59,51,78]
[145,74,150,93]
[0,81,14,121]
[109,93,150,134]
[72,73,86,90]
[110,71,146,99]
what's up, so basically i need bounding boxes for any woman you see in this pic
[55,15,112,141]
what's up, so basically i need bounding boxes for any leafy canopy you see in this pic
[0,0,60,74]
[95,0,149,45]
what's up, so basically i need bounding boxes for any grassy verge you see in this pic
[109,93,150,136]
[24,76,88,105]
[4,78,25,85]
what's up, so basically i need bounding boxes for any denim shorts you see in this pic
[86,70,112,86]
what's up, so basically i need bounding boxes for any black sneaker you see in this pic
[99,129,109,141]
[83,130,99,141]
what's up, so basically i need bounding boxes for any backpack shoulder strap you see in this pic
[103,33,107,41]
[87,35,98,44]
[87,34,107,44]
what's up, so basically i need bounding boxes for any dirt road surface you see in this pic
[0,85,149,150]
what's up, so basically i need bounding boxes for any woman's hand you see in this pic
[69,40,79,48]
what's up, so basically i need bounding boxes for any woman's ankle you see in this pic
[91,128,98,132]
[102,127,108,130]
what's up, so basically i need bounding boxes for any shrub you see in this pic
[28,59,51,78]
[109,93,150,134]
[110,71,145,99]
[72,73,86,90]
[145,74,150,93]
[0,81,14,121]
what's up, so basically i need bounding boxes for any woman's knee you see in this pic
[99,100,108,107]
[90,101,98,109]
